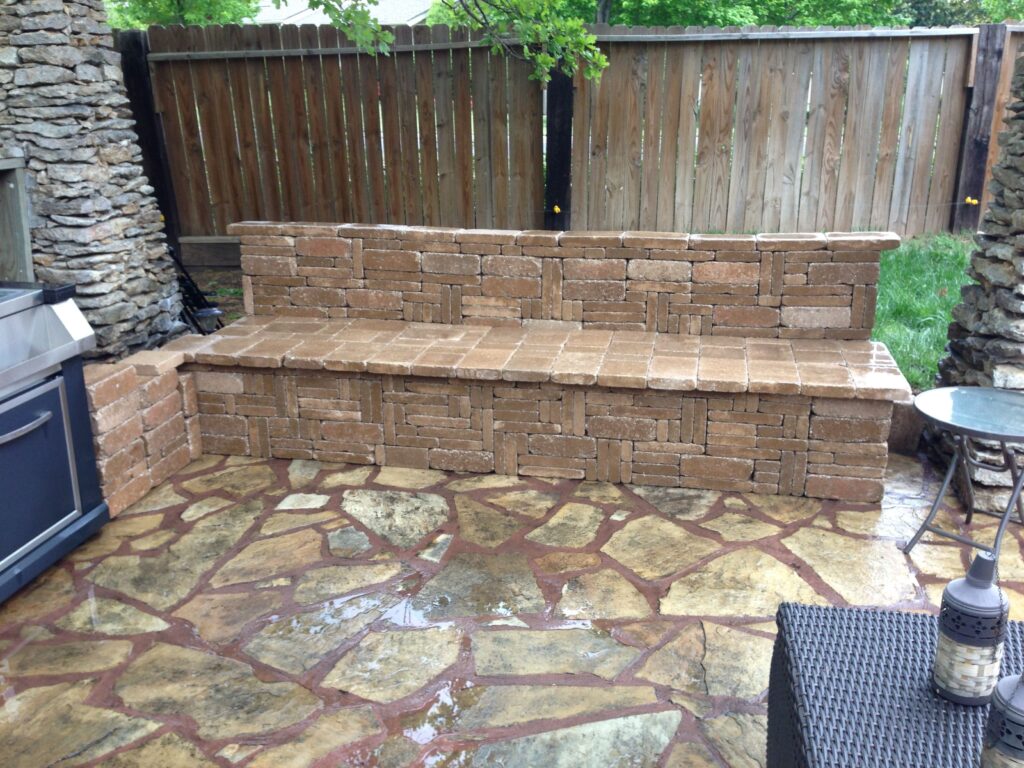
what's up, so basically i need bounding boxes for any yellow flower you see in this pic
[553,204,561,214]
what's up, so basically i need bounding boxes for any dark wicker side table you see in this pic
[768,603,1024,767]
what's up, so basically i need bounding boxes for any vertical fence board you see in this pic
[470,31,494,229]
[451,28,475,227]
[870,37,910,230]
[392,26,422,225]
[926,38,971,233]
[694,37,737,232]
[671,34,703,232]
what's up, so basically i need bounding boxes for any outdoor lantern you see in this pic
[982,675,1024,767]
[932,551,1009,705]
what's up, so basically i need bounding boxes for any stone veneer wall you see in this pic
[0,0,183,355]
[937,55,1024,510]
[233,223,897,338]
[188,367,893,502]
[84,350,200,515]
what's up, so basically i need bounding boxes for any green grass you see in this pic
[871,232,974,392]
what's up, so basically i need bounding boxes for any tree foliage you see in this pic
[104,0,260,27]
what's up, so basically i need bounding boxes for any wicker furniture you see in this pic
[769,603,1024,767]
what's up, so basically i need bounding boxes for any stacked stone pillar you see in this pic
[937,54,1024,510]
[0,0,183,356]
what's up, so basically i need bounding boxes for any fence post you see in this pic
[953,23,1007,232]
[544,70,574,231]
[114,28,181,252]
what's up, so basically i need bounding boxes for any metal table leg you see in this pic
[904,434,1024,559]
[903,435,963,554]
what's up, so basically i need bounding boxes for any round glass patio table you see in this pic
[904,387,1024,561]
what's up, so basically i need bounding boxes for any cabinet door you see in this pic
[0,377,79,571]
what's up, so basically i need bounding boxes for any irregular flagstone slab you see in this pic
[217,743,261,764]
[175,590,285,644]
[261,510,336,536]
[449,710,682,768]
[180,455,224,474]
[115,643,321,740]
[56,598,169,635]
[447,474,527,492]
[0,568,75,625]
[615,620,672,648]
[70,513,166,561]
[411,552,544,619]
[294,562,404,604]
[635,623,707,695]
[211,528,324,588]
[702,712,768,768]
[665,741,720,768]
[87,500,262,610]
[703,623,774,699]
[444,685,659,731]
[632,486,718,520]
[321,467,373,489]
[375,467,447,489]
[535,551,602,574]
[276,493,330,510]
[908,542,967,579]
[473,629,640,679]
[701,513,781,542]
[418,533,453,563]
[371,737,423,767]
[573,481,630,506]
[342,489,449,549]
[746,494,822,524]
[132,530,177,551]
[602,515,718,580]
[247,707,382,768]
[661,549,825,617]
[244,593,399,674]
[555,569,651,620]
[328,526,373,557]
[123,483,186,514]
[488,489,559,519]
[6,639,133,676]
[181,463,279,497]
[525,502,605,548]
[180,496,232,522]
[456,496,522,548]
[783,527,917,605]
[289,459,328,488]
[324,627,463,703]
[0,681,160,767]
[105,732,217,767]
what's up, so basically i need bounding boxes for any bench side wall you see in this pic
[231,224,897,339]
[189,365,892,502]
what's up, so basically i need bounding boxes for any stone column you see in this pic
[0,0,183,356]
[937,54,1024,511]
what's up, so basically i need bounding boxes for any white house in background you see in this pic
[255,0,432,25]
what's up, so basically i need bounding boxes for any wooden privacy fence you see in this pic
[570,27,973,235]
[143,25,544,239]
[118,23,1023,249]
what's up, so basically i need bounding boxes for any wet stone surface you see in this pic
[0,452,993,765]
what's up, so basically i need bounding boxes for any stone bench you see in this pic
[165,316,908,502]
[146,222,911,504]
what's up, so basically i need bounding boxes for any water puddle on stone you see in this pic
[400,681,483,745]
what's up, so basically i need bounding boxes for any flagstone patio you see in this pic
[0,452,1017,767]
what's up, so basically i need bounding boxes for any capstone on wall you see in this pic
[0,0,183,356]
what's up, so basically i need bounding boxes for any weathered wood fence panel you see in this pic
[125,23,1024,245]
[569,27,976,237]
[146,24,545,238]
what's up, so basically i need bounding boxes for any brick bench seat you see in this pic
[163,317,910,502]
[171,316,910,402]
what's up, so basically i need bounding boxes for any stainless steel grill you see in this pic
[0,282,108,603]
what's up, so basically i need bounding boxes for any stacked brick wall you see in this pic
[189,366,893,502]
[232,224,897,339]
[84,349,201,515]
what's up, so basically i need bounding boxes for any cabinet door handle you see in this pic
[0,411,53,447]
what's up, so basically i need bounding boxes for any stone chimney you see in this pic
[0,0,184,356]
[937,53,1024,511]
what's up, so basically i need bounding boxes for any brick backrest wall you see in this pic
[230,224,899,339]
